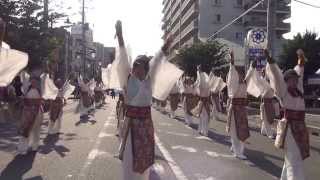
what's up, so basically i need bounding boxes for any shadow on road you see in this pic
[0,123,20,153]
[0,152,37,180]
[246,148,283,178]
[25,176,44,180]
[75,115,97,126]
[39,134,70,157]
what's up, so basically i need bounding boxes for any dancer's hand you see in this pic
[115,20,124,47]
[264,49,274,63]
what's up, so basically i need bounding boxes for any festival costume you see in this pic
[169,82,180,118]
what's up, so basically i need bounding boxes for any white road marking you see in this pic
[155,134,189,180]
[172,145,197,153]
[78,110,115,179]
[166,131,190,137]
[195,136,211,140]
[204,151,234,158]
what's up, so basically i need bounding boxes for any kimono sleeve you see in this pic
[42,74,59,100]
[109,46,131,90]
[0,48,28,87]
[294,65,304,94]
[265,63,286,99]
[246,67,271,98]
[152,58,183,101]
[227,64,240,98]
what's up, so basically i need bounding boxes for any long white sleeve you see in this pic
[246,67,272,98]
[294,65,304,94]
[265,63,286,99]
[227,64,240,98]
[149,50,165,84]
[110,46,131,90]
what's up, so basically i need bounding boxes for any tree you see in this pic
[280,31,320,79]
[174,41,228,77]
[0,0,67,69]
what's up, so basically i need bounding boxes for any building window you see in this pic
[235,0,243,7]
[214,14,221,23]
[212,0,222,6]
[236,32,243,40]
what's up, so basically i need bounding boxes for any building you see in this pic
[162,0,291,59]
[102,47,115,67]
[70,23,95,76]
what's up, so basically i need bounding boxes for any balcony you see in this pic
[243,2,267,13]
[275,22,291,33]
[244,20,267,29]
[276,4,290,14]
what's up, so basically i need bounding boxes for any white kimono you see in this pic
[197,70,214,136]
[266,63,307,180]
[114,47,182,180]
[227,64,253,159]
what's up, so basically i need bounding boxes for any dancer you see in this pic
[226,51,253,160]
[113,21,180,180]
[47,77,75,135]
[168,81,180,118]
[265,49,309,180]
[197,65,214,136]
[17,76,43,154]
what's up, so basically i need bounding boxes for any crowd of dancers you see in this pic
[0,17,311,180]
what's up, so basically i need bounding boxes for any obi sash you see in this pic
[284,109,310,160]
[263,98,275,124]
[211,93,221,112]
[228,98,250,141]
[94,90,104,103]
[184,93,199,115]
[199,97,211,117]
[169,93,180,111]
[81,92,92,108]
[19,99,42,137]
[122,105,154,174]
[50,97,63,122]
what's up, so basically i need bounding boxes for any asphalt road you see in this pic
[0,97,319,180]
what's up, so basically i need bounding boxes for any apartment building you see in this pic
[162,0,291,58]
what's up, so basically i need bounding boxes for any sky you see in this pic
[55,0,320,57]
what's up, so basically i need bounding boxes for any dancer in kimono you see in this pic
[114,21,178,180]
[116,91,125,138]
[197,66,214,136]
[260,77,276,139]
[210,75,227,121]
[94,79,105,107]
[78,77,94,118]
[265,49,309,180]
[180,75,199,126]
[48,78,75,135]
[226,51,252,160]
[17,76,43,154]
[168,81,180,118]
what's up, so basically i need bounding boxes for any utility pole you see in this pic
[81,0,86,77]
[267,0,274,54]
[44,0,49,30]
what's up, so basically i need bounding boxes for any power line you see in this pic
[294,0,320,8]
[207,0,265,41]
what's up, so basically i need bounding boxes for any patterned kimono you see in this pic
[197,70,214,136]
[169,81,180,118]
[226,64,250,158]
[180,77,199,125]
[266,62,309,180]
[18,87,43,153]
[120,50,165,180]
[48,89,64,134]
[78,80,93,116]
[94,83,104,106]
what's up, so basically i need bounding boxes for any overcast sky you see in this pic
[58,0,320,57]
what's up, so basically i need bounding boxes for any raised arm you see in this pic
[294,49,305,93]
[149,36,173,80]
[227,51,240,98]
[264,49,286,99]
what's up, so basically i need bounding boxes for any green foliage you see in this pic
[280,31,320,78]
[0,0,67,69]
[175,41,228,77]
